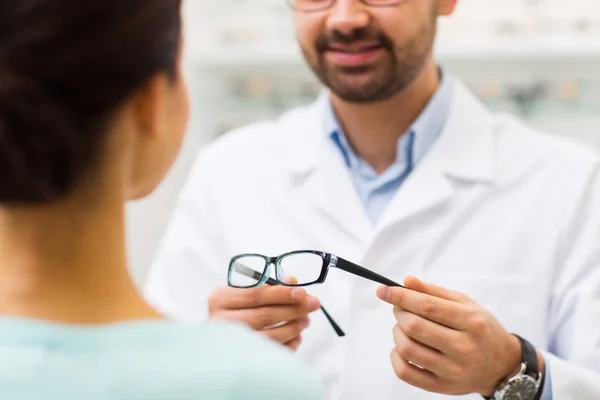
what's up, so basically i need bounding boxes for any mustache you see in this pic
[315,28,394,52]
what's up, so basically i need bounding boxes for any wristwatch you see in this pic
[486,334,543,400]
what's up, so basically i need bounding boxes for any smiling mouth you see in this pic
[326,41,383,53]
[323,42,386,67]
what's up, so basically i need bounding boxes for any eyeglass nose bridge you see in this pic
[260,257,288,285]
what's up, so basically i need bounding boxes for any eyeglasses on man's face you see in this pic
[287,0,412,13]
[227,250,402,337]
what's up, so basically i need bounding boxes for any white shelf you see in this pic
[189,38,600,68]
[436,37,600,60]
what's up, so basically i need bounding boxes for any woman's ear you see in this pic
[130,74,168,141]
[438,0,458,16]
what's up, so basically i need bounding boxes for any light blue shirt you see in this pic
[0,317,323,400]
[327,73,553,399]
[327,72,453,225]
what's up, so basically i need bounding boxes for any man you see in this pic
[145,0,600,399]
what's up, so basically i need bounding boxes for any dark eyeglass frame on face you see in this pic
[287,0,412,13]
[227,250,402,337]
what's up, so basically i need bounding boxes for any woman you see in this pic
[0,0,323,399]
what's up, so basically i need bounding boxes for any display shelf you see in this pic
[188,38,600,68]
[436,37,600,60]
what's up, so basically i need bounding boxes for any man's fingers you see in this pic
[392,325,455,378]
[403,276,467,303]
[282,276,299,285]
[285,336,303,351]
[209,285,309,310]
[263,317,311,345]
[212,299,320,330]
[390,348,441,393]
[377,286,466,330]
[393,310,461,358]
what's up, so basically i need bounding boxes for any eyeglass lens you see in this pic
[278,252,323,285]
[229,252,324,287]
[229,255,274,288]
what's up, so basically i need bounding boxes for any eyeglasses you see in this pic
[228,250,402,337]
[287,0,411,13]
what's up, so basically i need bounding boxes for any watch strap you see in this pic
[513,334,539,378]
[534,365,546,400]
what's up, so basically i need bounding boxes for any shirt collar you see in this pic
[326,70,454,173]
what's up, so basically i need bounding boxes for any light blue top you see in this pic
[327,72,553,399]
[0,317,324,400]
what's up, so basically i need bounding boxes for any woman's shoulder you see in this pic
[179,322,324,399]
[0,318,323,399]
[138,321,325,400]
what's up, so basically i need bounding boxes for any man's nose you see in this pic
[325,0,370,36]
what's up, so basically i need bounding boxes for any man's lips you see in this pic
[324,41,385,66]
[327,41,383,53]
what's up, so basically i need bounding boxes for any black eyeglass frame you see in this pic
[229,250,401,289]
[227,250,403,338]
[287,0,411,13]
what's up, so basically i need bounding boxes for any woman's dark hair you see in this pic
[0,0,182,203]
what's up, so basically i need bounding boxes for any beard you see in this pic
[300,9,437,103]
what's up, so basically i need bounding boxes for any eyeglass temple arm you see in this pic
[318,306,345,336]
[332,256,403,287]
[231,263,346,337]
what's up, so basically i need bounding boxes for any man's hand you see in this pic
[376,276,532,397]
[208,284,321,351]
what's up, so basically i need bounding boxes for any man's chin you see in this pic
[328,81,390,103]
[321,64,393,100]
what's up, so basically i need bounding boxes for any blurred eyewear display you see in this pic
[193,0,600,55]
[228,250,402,337]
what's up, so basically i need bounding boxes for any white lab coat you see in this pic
[145,80,600,400]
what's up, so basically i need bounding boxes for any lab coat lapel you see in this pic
[304,145,374,243]
[375,152,454,234]
[374,81,496,234]
[278,93,374,244]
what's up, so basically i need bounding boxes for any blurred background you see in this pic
[126,0,600,285]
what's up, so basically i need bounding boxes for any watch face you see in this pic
[502,377,538,400]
